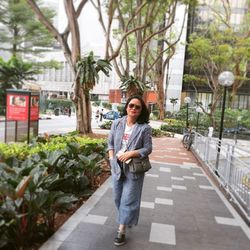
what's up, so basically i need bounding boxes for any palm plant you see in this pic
[75,51,112,91]
[169,97,178,114]
[0,56,39,114]
[120,75,151,97]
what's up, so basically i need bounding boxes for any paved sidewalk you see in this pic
[40,136,250,250]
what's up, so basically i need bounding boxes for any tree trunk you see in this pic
[155,74,165,120]
[75,87,92,134]
[27,0,92,134]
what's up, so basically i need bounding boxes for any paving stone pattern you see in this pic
[41,137,250,250]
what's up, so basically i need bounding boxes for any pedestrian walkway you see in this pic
[40,136,250,250]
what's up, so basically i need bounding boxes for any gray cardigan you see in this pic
[107,116,152,158]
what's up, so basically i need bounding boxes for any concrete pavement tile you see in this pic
[172,184,187,190]
[141,201,155,209]
[157,186,173,192]
[149,223,176,245]
[199,185,214,190]
[159,166,171,172]
[198,225,250,249]
[82,214,108,224]
[155,198,174,205]
[174,214,199,232]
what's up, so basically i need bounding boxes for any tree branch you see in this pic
[26,0,73,67]
[62,0,88,37]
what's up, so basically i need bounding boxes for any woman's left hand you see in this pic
[117,151,133,163]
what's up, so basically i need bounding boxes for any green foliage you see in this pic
[101,102,112,110]
[116,104,124,113]
[186,5,250,113]
[99,120,113,130]
[151,110,160,120]
[0,135,106,161]
[0,56,40,115]
[0,0,54,55]
[34,60,62,70]
[151,128,175,138]
[120,75,150,96]
[45,99,74,110]
[75,51,112,90]
[0,0,55,56]
[92,101,101,106]
[161,119,185,134]
[0,134,107,248]
[0,56,39,88]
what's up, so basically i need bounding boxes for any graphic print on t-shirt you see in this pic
[120,124,135,152]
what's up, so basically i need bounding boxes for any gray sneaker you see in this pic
[114,231,126,246]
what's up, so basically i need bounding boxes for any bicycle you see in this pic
[182,128,195,151]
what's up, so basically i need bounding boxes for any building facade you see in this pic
[182,0,250,110]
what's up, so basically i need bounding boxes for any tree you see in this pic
[92,0,194,119]
[0,56,39,114]
[26,0,114,134]
[170,97,178,113]
[0,0,55,57]
[184,0,250,127]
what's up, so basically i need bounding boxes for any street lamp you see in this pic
[184,97,191,128]
[215,71,235,170]
[234,116,242,144]
[195,107,202,133]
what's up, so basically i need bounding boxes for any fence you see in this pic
[0,119,38,143]
[192,132,250,223]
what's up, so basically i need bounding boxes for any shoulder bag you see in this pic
[128,157,152,173]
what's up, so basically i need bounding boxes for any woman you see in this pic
[108,95,152,246]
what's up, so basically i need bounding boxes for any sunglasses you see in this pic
[128,103,141,110]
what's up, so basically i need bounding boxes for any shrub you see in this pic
[0,134,108,249]
[161,119,185,134]
[99,120,113,129]
[46,99,73,110]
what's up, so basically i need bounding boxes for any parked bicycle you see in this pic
[182,127,195,150]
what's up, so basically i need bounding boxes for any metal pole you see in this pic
[196,112,200,132]
[27,92,31,144]
[215,86,227,171]
[186,103,189,128]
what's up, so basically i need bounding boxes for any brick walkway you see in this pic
[40,136,250,250]
[151,137,197,165]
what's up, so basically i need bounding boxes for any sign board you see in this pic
[6,94,29,120]
[5,89,40,143]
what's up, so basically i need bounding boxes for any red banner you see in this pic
[30,96,39,121]
[6,94,29,120]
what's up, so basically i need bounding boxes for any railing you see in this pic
[192,132,250,223]
[0,119,38,143]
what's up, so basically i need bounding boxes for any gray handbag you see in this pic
[128,157,152,173]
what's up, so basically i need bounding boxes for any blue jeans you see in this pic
[112,166,144,226]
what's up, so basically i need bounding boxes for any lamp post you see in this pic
[215,71,235,170]
[196,107,202,133]
[184,97,191,128]
[234,116,242,144]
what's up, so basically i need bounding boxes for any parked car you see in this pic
[103,110,120,120]
[224,126,250,135]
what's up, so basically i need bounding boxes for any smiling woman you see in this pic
[107,95,152,246]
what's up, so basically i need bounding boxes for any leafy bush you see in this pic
[102,101,112,110]
[152,110,160,120]
[99,120,113,129]
[151,128,174,137]
[0,134,107,249]
[161,119,185,134]
[45,99,73,110]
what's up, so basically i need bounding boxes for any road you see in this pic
[0,114,165,142]
[38,115,164,134]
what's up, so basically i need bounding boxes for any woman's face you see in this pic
[126,98,142,119]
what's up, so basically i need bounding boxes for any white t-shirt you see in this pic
[120,123,135,152]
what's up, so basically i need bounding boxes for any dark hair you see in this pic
[122,95,149,124]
